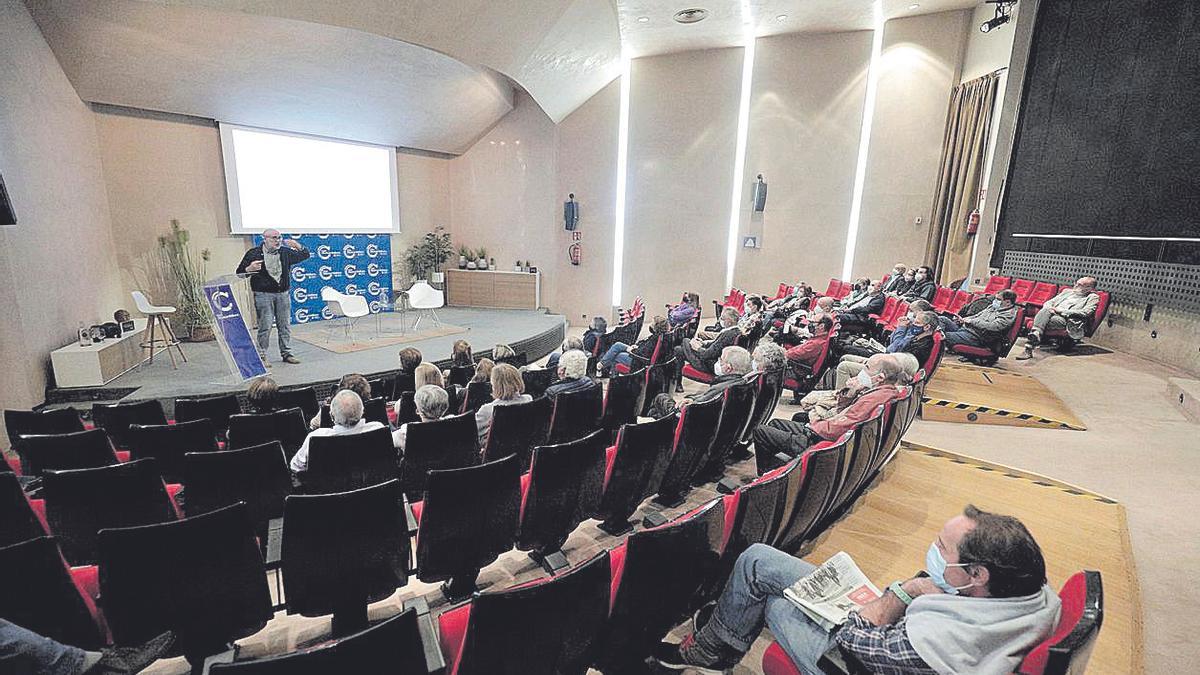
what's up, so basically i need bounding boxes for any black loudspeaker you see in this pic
[752,174,767,212]
[0,173,15,226]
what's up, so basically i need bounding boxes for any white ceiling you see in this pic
[24,0,516,154]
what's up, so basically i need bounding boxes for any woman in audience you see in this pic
[308,373,372,429]
[395,347,422,397]
[582,316,608,354]
[546,336,585,370]
[474,363,533,446]
[738,295,766,335]
[597,315,669,377]
[668,292,701,327]
[246,376,279,412]
[471,358,495,384]
[544,350,597,401]
[414,362,444,389]
[902,265,938,302]
[492,343,520,366]
[392,384,450,453]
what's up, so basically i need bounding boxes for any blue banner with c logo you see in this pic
[205,281,268,380]
[255,234,394,324]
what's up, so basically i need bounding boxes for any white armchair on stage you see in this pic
[131,290,187,368]
[405,281,444,330]
[321,287,370,343]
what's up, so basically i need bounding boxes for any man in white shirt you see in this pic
[289,389,386,473]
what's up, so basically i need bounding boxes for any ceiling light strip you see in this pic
[842,2,885,280]
[725,37,757,291]
[611,52,633,307]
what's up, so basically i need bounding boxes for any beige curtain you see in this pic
[925,73,999,286]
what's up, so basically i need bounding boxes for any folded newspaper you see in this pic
[783,551,882,631]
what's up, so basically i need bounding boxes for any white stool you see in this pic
[131,291,187,368]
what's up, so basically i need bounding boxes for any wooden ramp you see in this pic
[805,444,1142,675]
[921,362,1087,430]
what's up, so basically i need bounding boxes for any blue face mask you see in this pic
[991,299,1002,310]
[926,543,975,595]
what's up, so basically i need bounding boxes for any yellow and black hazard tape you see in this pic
[920,396,1084,430]
[905,443,1119,505]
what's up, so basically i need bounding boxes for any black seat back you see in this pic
[481,395,553,469]
[772,436,849,552]
[546,383,602,445]
[451,550,611,675]
[91,400,167,448]
[641,356,677,415]
[600,368,647,436]
[126,418,218,483]
[276,387,319,422]
[599,498,724,670]
[228,407,308,459]
[97,502,273,661]
[830,409,884,513]
[0,473,45,547]
[516,430,606,557]
[697,379,758,479]
[739,371,782,447]
[306,427,397,494]
[391,372,416,399]
[4,408,84,449]
[654,396,722,506]
[282,480,410,618]
[416,454,521,584]
[521,369,557,399]
[209,608,428,675]
[174,394,241,433]
[447,365,475,387]
[392,391,419,426]
[320,398,389,428]
[0,536,105,649]
[597,415,678,532]
[459,381,493,414]
[15,428,119,477]
[398,412,480,500]
[42,458,179,565]
[182,442,292,536]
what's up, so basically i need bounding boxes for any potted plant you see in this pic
[476,247,489,270]
[457,245,470,269]
[157,219,213,341]
[403,227,453,282]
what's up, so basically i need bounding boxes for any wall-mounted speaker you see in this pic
[0,173,15,226]
[752,174,767,212]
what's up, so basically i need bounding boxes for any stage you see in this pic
[46,307,566,412]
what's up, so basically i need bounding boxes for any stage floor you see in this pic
[54,307,565,404]
[921,362,1087,430]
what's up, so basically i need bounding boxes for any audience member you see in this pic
[492,343,519,365]
[942,289,1019,351]
[1018,277,1100,360]
[246,376,279,413]
[751,340,787,377]
[690,346,753,404]
[675,307,742,393]
[290,390,386,474]
[882,263,911,294]
[392,385,450,453]
[836,311,936,388]
[0,619,174,675]
[784,315,834,377]
[582,316,608,354]
[669,293,701,327]
[777,296,835,346]
[309,373,372,429]
[544,350,597,401]
[470,358,495,384]
[656,505,1060,675]
[764,283,814,325]
[474,363,533,446]
[753,354,905,470]
[838,280,885,334]
[597,315,669,377]
[395,347,422,397]
[737,295,766,335]
[414,362,444,389]
[902,266,938,302]
[838,277,872,307]
[546,337,585,371]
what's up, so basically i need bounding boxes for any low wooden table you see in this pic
[51,319,149,388]
[445,269,540,309]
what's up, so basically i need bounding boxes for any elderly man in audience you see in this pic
[776,296,836,347]
[942,289,1019,351]
[838,280,886,335]
[784,315,834,376]
[901,266,938,303]
[474,363,533,446]
[688,346,753,405]
[753,354,906,472]
[764,283,814,326]
[835,311,937,388]
[1017,277,1100,360]
[392,385,450,453]
[656,505,1061,675]
[675,307,743,393]
[545,336,585,371]
[544,350,597,401]
[882,263,911,294]
[751,340,787,379]
[290,390,386,474]
[795,353,918,424]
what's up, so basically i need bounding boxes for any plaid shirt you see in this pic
[833,610,935,675]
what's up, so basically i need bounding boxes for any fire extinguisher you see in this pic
[966,209,980,235]
[568,241,582,266]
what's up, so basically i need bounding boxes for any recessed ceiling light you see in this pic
[636,15,650,23]
[775,14,788,22]
[673,8,709,24]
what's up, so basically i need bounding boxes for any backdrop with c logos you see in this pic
[255,233,393,324]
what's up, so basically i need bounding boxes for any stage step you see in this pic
[1167,377,1200,424]
[920,363,1086,431]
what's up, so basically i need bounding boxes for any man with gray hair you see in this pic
[235,228,310,365]
[751,341,787,377]
[674,306,743,393]
[290,389,385,473]
[753,353,907,473]
[1018,276,1100,359]
[392,384,450,452]
[690,346,753,404]
[544,349,597,401]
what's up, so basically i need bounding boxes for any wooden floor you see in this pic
[803,444,1142,675]
[921,363,1087,430]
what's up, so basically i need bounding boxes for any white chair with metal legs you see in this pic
[131,290,187,368]
[320,287,370,344]
[405,281,444,330]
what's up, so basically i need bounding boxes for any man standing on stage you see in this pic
[236,229,310,364]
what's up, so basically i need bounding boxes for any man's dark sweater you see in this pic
[236,244,311,293]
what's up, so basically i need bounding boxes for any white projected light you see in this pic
[221,125,400,234]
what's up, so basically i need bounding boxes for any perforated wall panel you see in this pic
[1001,251,1200,312]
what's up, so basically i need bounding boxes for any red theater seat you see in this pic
[398,411,481,500]
[597,414,677,536]
[652,396,722,508]
[0,536,109,649]
[516,430,607,573]
[600,368,647,438]
[1011,278,1036,304]
[481,395,552,469]
[948,306,1025,365]
[931,285,954,312]
[1017,570,1104,675]
[946,289,973,315]
[982,275,1012,294]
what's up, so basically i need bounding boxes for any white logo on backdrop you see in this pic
[343,264,360,279]
[342,245,359,259]
[295,308,313,323]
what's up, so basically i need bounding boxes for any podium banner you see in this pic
[204,280,268,380]
[255,233,393,324]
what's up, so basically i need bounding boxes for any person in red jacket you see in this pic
[784,315,833,371]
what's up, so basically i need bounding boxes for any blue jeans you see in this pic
[254,291,293,358]
[942,327,984,348]
[708,544,837,672]
[599,342,633,371]
[0,619,88,675]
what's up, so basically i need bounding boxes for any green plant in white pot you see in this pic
[476,247,489,270]
[157,219,213,341]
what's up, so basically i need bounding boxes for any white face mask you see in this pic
[713,361,727,377]
[856,369,874,388]
[750,359,759,372]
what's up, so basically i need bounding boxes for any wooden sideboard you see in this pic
[445,269,540,309]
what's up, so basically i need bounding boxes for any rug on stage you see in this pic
[922,362,1086,430]
[289,322,468,353]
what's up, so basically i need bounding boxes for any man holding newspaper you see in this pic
[655,505,1062,674]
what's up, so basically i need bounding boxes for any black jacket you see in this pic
[903,279,937,303]
[843,293,886,319]
[236,244,311,293]
[904,333,934,369]
[691,373,745,404]
[696,326,742,364]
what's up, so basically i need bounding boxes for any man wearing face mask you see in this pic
[752,354,905,473]
[675,307,743,393]
[941,289,1019,351]
[689,346,753,404]
[784,316,833,378]
[882,263,911,294]
[839,281,887,335]
[835,311,937,388]
[901,266,938,303]
[655,505,1061,675]
[1017,277,1100,360]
